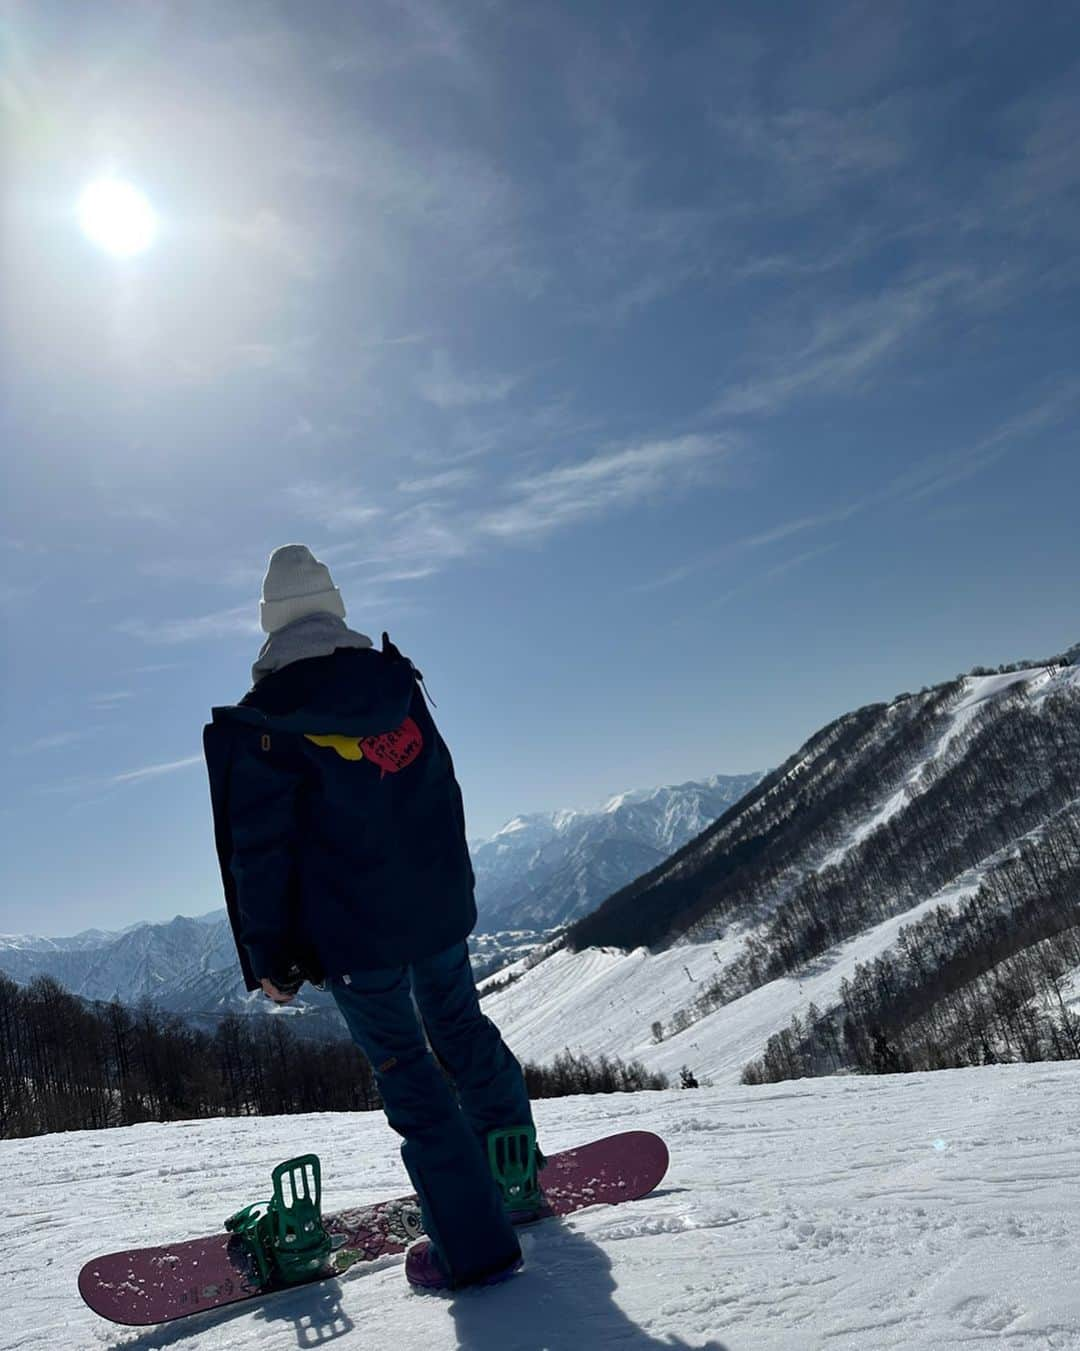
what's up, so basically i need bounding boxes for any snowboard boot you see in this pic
[487,1125,544,1222]
[405,1239,522,1292]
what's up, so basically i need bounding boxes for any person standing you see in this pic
[204,544,538,1291]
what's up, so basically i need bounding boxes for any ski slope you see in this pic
[819,664,1080,875]
[481,665,1080,1089]
[480,871,984,1087]
[6,1062,1080,1349]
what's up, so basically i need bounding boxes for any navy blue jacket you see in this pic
[203,638,476,990]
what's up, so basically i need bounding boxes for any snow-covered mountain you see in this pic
[0,911,547,1037]
[471,773,762,932]
[11,1064,1080,1349]
[8,649,1079,1086]
[0,911,236,1006]
[0,771,759,1018]
[482,657,1080,1087]
[0,912,233,1004]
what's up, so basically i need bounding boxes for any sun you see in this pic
[78,179,157,257]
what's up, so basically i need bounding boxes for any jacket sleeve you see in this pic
[223,728,305,982]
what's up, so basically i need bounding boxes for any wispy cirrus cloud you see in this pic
[637,504,862,593]
[323,499,474,574]
[649,374,1080,602]
[89,691,135,711]
[108,755,204,786]
[715,269,976,417]
[35,753,204,798]
[287,481,382,533]
[397,467,476,495]
[225,208,321,281]
[16,728,101,755]
[421,392,604,469]
[136,556,264,587]
[756,542,840,585]
[715,98,914,203]
[560,48,723,325]
[232,335,317,382]
[479,434,727,540]
[119,565,432,648]
[891,377,1080,505]
[682,542,841,624]
[661,541,841,634]
[117,604,259,645]
[417,350,521,409]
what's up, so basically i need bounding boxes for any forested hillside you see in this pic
[557,657,1080,1082]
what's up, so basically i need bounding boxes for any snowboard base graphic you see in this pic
[78,1129,669,1327]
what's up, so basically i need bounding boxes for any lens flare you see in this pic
[78,179,157,257]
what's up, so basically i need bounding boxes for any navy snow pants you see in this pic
[329,940,533,1284]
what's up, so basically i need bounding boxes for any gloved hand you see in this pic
[259,964,304,1003]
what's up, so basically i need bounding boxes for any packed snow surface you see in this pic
[6,1063,1080,1349]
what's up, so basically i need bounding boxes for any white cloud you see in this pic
[758,542,839,583]
[637,505,861,593]
[337,500,475,570]
[35,753,204,798]
[397,468,476,495]
[232,336,317,381]
[892,378,1080,504]
[226,208,320,280]
[719,101,911,190]
[17,729,99,754]
[89,691,135,710]
[287,481,382,533]
[479,434,726,540]
[715,269,976,417]
[109,755,204,786]
[117,604,259,645]
[417,350,520,409]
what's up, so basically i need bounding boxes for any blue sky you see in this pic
[2,1,1078,937]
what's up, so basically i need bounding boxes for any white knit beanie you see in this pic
[259,544,346,634]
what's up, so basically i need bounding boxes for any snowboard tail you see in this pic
[78,1129,669,1327]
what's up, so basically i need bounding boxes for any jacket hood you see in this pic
[212,647,416,737]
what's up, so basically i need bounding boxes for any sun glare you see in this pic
[78,179,157,257]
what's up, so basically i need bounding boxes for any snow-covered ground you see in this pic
[7,1063,1080,1349]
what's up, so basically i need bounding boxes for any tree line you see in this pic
[0,974,666,1139]
[570,684,960,953]
[574,673,1078,993]
[652,686,1080,1045]
[742,807,1080,1083]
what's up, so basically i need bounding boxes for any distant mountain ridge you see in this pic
[0,770,762,1024]
[470,773,764,932]
[0,913,545,1038]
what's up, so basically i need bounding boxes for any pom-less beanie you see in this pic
[259,544,346,634]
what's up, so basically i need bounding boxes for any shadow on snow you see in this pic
[105,1223,733,1351]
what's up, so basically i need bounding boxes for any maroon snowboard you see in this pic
[78,1130,669,1326]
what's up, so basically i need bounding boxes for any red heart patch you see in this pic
[360,716,424,777]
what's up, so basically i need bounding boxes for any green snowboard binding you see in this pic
[224,1155,333,1290]
[487,1125,542,1217]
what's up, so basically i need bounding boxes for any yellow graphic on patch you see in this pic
[305,733,365,762]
